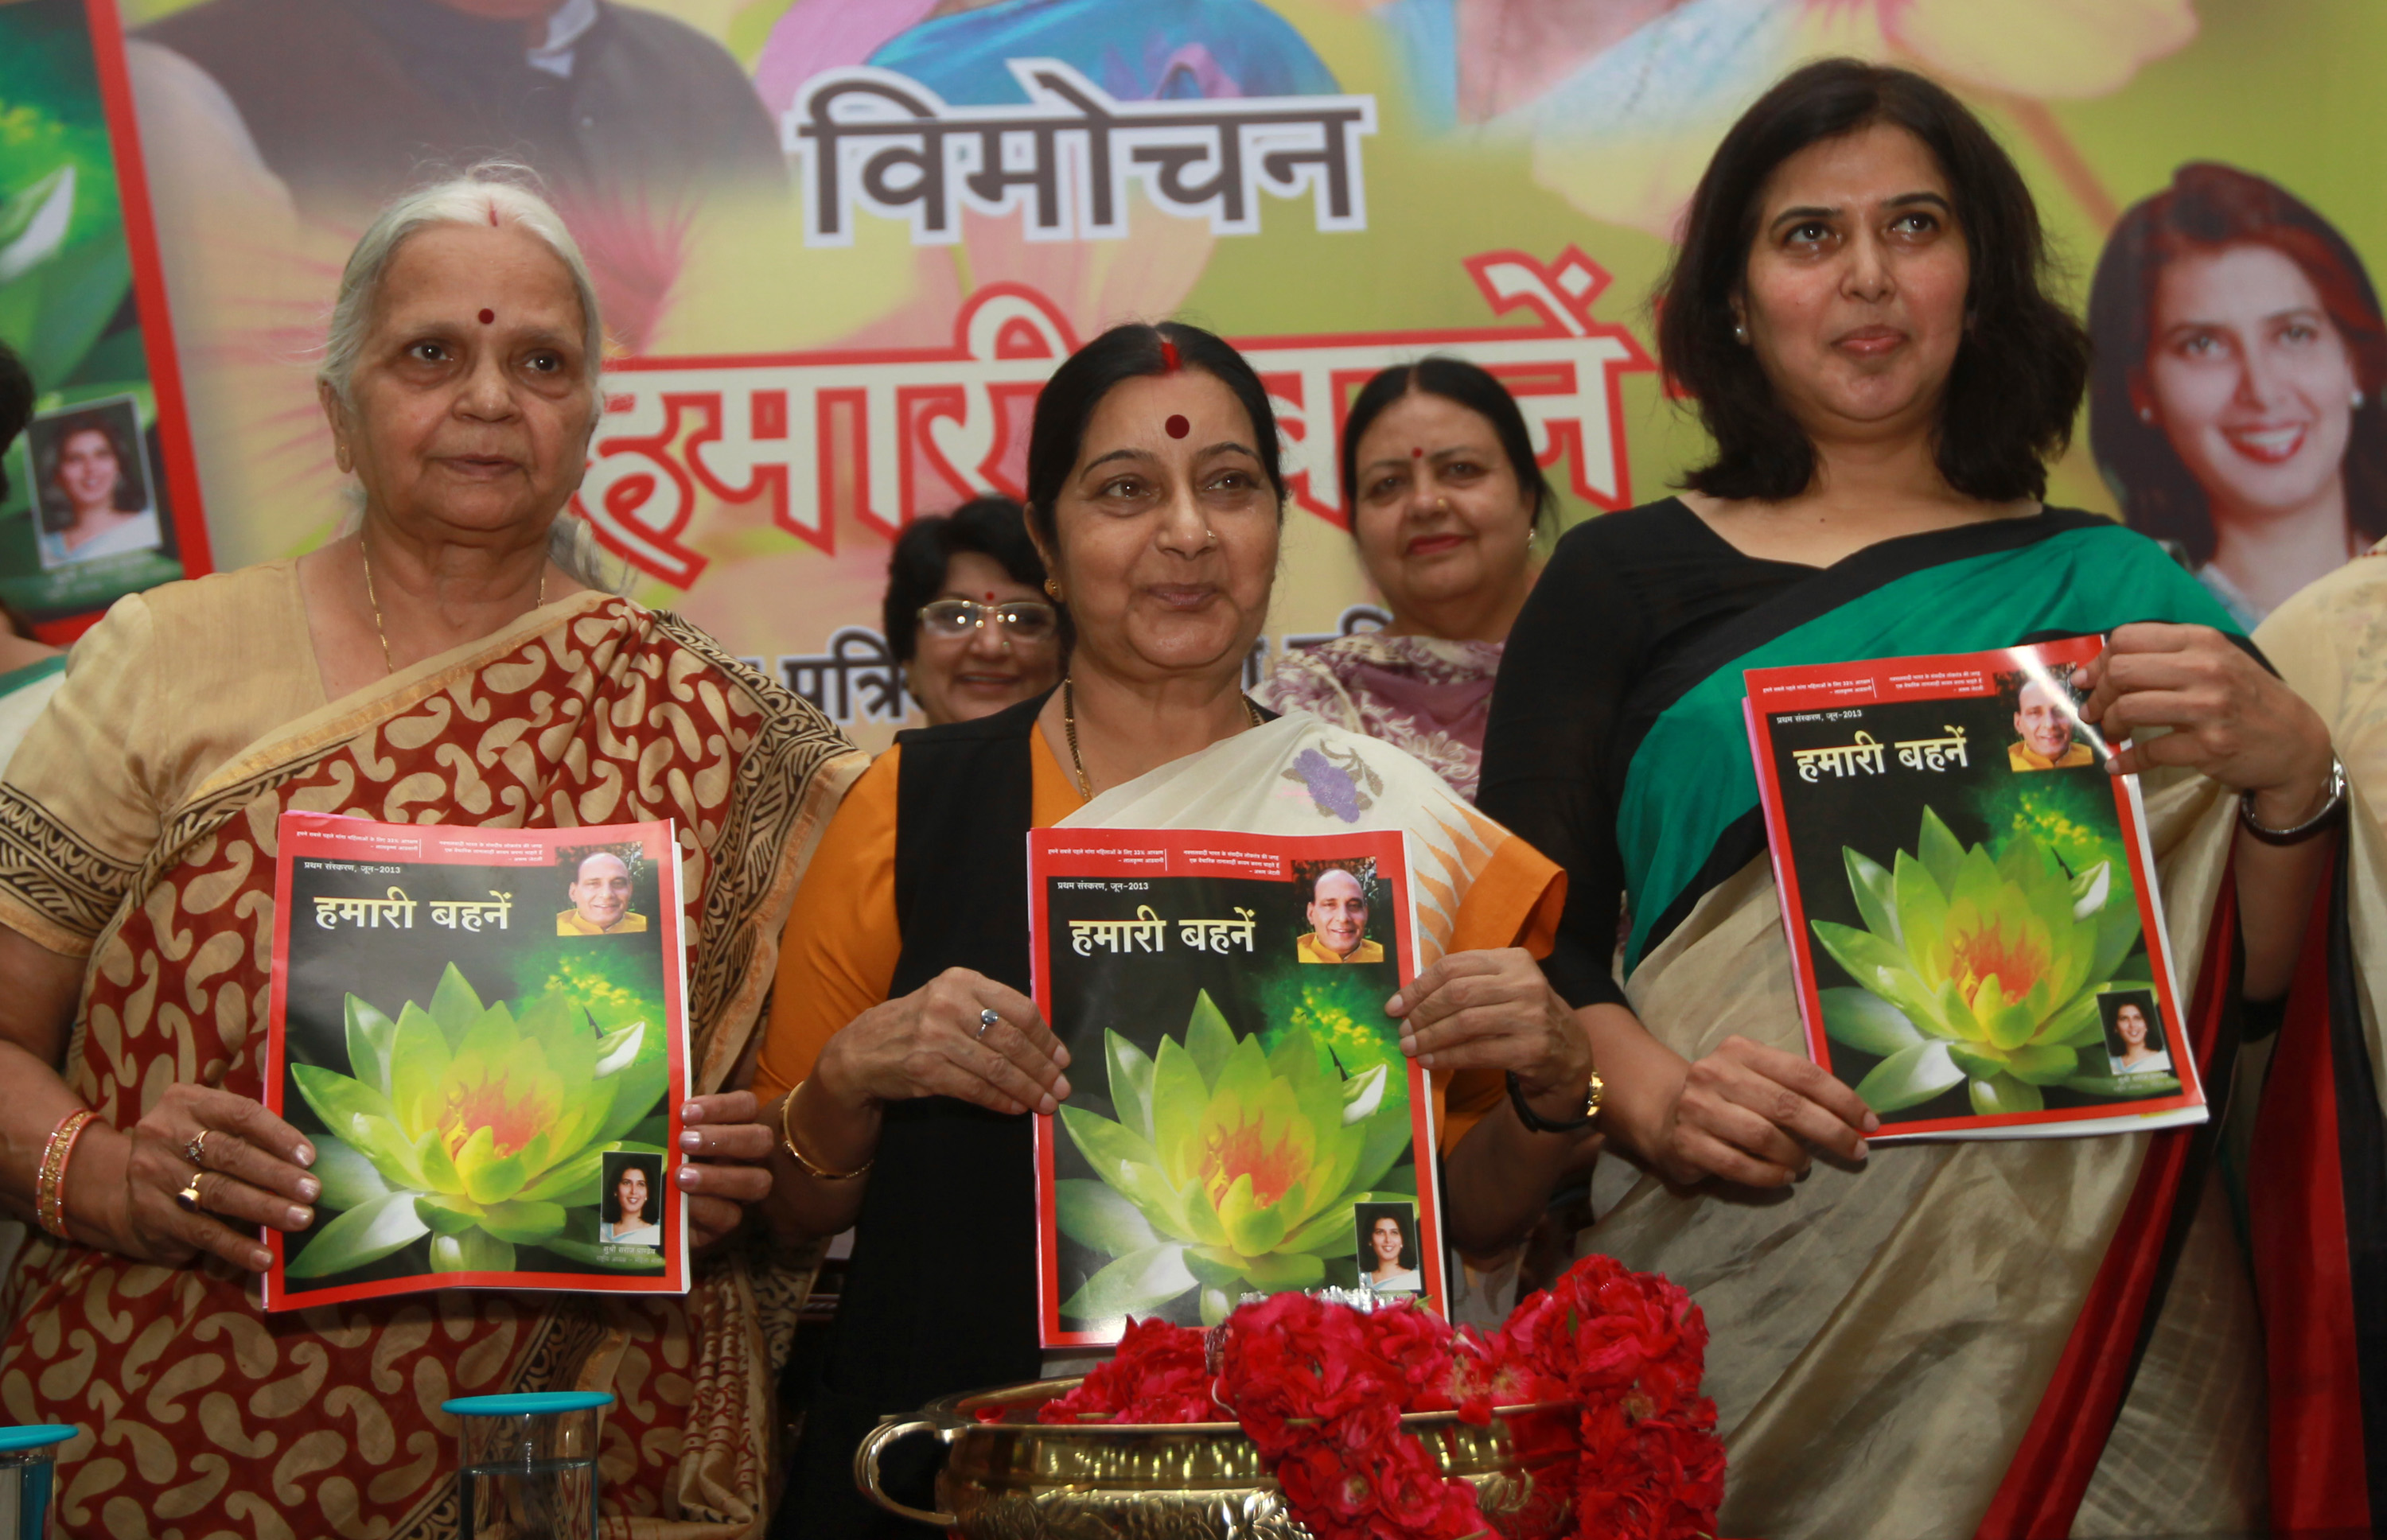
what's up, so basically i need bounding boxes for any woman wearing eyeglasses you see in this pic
[882,496,1065,726]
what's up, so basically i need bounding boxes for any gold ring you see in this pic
[174,1175,204,1215]
[185,1130,210,1167]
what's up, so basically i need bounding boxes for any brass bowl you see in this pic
[855,1378,1583,1539]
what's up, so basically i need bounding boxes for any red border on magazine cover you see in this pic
[1744,635,2205,1141]
[57,0,215,643]
[261,812,691,1308]
[1026,827,1446,1348]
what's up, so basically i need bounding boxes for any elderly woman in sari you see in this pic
[748,320,1588,1540]
[0,171,856,1534]
[1464,60,2360,1538]
[1260,356,1548,802]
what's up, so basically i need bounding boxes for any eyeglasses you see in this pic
[917,597,1060,643]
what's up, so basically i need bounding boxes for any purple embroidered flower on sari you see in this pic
[1291,748,1362,822]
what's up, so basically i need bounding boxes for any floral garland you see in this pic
[1026,1254,1725,1540]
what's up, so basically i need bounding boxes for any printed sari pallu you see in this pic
[1580,515,2387,1539]
[0,585,863,1539]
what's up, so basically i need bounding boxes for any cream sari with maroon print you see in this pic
[0,562,863,1538]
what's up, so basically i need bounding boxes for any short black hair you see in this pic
[1339,356,1553,533]
[881,496,1049,665]
[1657,58,2089,504]
[1022,320,1283,554]
[0,340,33,505]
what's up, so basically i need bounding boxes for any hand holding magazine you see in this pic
[1745,635,2205,1141]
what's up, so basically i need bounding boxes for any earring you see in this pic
[1732,322,1747,344]
[2137,406,2155,424]
[2357,388,2369,410]
[1044,578,1062,601]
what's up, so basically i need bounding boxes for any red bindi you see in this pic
[477,309,495,325]
[1411,446,1423,458]
[1165,414,1190,439]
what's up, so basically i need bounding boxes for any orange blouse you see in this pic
[752,734,1567,1152]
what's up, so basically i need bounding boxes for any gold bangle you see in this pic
[779,1080,872,1181]
[35,1109,96,1239]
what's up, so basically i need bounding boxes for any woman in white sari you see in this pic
[746,321,1588,1540]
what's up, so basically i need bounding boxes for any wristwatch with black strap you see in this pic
[1507,1067,1604,1134]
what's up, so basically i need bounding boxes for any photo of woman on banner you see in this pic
[1476,60,2366,1535]
[555,842,648,935]
[599,1150,664,1246]
[26,399,161,568]
[1297,858,1384,963]
[1354,1200,1422,1293]
[2099,991,2171,1079]
[2001,663,2094,772]
[2090,161,2387,628]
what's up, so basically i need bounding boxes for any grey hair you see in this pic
[322,164,627,593]
[319,163,603,405]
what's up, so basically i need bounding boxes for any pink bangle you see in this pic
[35,1109,96,1240]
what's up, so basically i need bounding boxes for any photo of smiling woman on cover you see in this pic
[2089,162,2387,626]
[600,1151,664,1246]
[1354,1202,1422,1293]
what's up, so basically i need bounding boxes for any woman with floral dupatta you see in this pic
[0,170,863,1536]
[1466,61,2375,1538]
[749,321,1588,1540]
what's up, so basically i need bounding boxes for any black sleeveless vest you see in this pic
[780,694,1051,1540]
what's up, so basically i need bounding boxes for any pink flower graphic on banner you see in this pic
[1404,0,2198,238]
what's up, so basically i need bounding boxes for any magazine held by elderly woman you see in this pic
[262,813,695,1308]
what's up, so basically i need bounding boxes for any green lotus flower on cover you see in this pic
[1057,991,1415,1327]
[1813,807,2171,1116]
[286,964,668,1278]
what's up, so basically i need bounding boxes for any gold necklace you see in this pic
[360,535,546,675]
[1062,677,1264,801]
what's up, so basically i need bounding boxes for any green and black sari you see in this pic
[1481,501,2387,1538]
